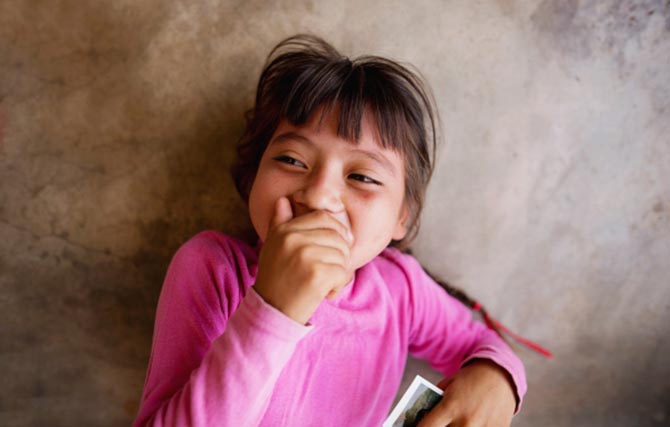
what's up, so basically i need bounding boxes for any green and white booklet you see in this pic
[383,375,443,427]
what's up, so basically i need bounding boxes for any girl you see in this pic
[133,34,528,427]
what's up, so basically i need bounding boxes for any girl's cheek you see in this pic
[358,191,377,201]
[352,188,386,205]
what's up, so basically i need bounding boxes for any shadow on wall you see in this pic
[1,1,260,425]
[108,47,260,423]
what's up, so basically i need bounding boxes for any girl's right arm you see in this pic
[132,232,313,427]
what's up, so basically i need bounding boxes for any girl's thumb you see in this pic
[270,197,294,230]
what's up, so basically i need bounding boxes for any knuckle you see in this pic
[331,229,347,245]
[328,262,342,273]
[335,222,348,237]
[305,267,320,284]
[327,228,347,246]
[273,222,287,236]
[296,245,312,263]
[439,397,459,413]
[333,265,348,281]
[320,262,338,277]
[307,267,331,292]
[278,237,292,254]
[282,231,298,247]
[316,211,344,231]
[315,210,330,221]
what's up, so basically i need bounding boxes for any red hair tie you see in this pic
[473,301,554,359]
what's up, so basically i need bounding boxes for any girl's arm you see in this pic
[132,232,312,427]
[393,250,527,414]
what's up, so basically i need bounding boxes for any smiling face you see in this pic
[248,106,410,273]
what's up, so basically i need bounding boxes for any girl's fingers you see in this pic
[417,399,454,427]
[294,253,350,298]
[284,228,351,262]
[269,196,294,230]
[293,240,349,267]
[277,210,353,246]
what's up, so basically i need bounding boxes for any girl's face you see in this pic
[248,106,409,274]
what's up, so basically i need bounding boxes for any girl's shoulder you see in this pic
[165,230,260,307]
[185,229,257,252]
[363,247,441,315]
[368,246,427,288]
[376,246,423,271]
[171,230,260,271]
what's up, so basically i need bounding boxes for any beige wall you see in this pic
[1,1,668,425]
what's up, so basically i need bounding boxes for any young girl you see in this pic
[133,34,527,427]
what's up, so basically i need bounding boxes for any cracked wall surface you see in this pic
[1,1,668,426]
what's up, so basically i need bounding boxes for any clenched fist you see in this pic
[253,196,355,325]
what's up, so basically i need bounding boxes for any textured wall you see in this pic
[1,1,668,426]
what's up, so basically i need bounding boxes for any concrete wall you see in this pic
[1,1,668,425]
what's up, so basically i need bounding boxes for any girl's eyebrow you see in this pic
[270,131,313,147]
[270,131,397,177]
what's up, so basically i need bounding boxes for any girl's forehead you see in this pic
[274,106,403,157]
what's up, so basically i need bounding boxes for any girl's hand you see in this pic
[418,359,517,427]
[253,197,354,325]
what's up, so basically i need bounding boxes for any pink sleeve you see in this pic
[397,252,527,413]
[133,235,313,427]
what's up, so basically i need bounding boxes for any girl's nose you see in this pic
[293,166,345,213]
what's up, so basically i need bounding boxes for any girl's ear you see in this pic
[392,204,410,241]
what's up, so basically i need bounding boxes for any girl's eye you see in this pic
[273,155,382,186]
[349,174,382,186]
[273,155,306,168]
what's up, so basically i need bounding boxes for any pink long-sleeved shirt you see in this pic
[133,230,526,427]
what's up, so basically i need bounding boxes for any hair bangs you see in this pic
[278,59,418,160]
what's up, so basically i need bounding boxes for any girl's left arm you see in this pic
[395,251,527,425]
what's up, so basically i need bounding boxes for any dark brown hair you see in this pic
[230,34,437,251]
